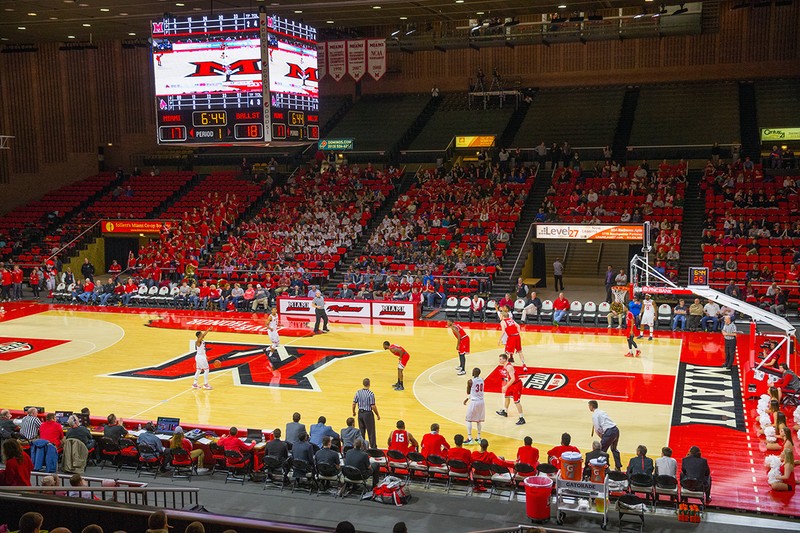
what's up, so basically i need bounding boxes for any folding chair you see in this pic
[386,449,410,480]
[425,454,449,489]
[490,463,515,501]
[471,460,493,493]
[209,442,229,475]
[289,458,316,494]
[262,455,288,491]
[629,473,655,509]
[616,494,646,533]
[315,462,342,496]
[654,474,679,509]
[224,450,251,485]
[97,437,121,470]
[446,459,471,495]
[170,448,195,481]
[513,462,536,499]
[136,444,162,478]
[341,465,370,500]
[679,478,708,510]
[366,448,388,474]
[406,451,429,485]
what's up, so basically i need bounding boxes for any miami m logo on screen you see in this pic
[285,64,318,83]
[187,59,262,77]
[152,22,164,34]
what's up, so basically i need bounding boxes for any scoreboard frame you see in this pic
[152,12,318,146]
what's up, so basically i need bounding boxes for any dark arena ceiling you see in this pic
[0,0,714,44]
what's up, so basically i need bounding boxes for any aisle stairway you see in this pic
[612,87,639,163]
[678,170,706,282]
[324,170,417,291]
[490,165,548,299]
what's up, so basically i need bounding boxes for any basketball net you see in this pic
[611,285,629,304]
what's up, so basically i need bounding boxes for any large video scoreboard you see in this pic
[152,12,318,145]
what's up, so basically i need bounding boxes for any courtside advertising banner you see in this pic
[535,224,644,241]
[102,220,174,234]
[327,40,346,81]
[278,298,415,319]
[367,39,386,80]
[347,40,366,81]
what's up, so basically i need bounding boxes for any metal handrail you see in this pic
[508,222,534,282]
[0,485,200,509]
[45,220,101,263]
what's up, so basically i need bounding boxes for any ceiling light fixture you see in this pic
[294,10,302,14]
[373,5,382,9]
[327,20,334,24]
[82,23,91,27]
[128,32,136,36]
[67,35,75,39]
[18,27,27,30]
[400,16,408,20]
[27,12,37,16]
[100,8,109,12]
[558,4,567,8]
[405,26,416,36]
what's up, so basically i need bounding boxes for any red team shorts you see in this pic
[504,380,523,402]
[397,353,410,369]
[505,334,521,354]
[458,336,470,354]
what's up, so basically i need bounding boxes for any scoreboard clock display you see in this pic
[152,12,318,145]
[688,267,709,288]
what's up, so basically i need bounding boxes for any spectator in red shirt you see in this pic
[468,294,485,322]
[420,423,450,459]
[553,292,570,325]
[11,265,23,301]
[218,427,256,455]
[39,413,64,448]
[108,260,122,276]
[497,293,514,313]
[516,436,540,467]
[0,439,33,486]
[547,432,580,467]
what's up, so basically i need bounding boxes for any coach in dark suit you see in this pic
[285,412,305,447]
[582,440,610,479]
[291,431,315,479]
[680,446,712,500]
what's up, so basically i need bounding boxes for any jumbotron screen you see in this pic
[151,13,318,145]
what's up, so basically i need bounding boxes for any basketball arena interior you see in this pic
[1,1,800,532]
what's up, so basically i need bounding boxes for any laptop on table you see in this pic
[244,428,263,443]
[155,416,181,435]
[55,411,73,426]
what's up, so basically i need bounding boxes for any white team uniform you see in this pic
[268,314,280,348]
[640,300,655,327]
[466,376,486,422]
[195,340,209,370]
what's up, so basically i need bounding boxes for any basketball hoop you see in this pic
[611,285,629,304]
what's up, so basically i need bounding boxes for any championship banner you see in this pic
[760,127,800,142]
[317,42,327,80]
[346,39,366,81]
[535,224,643,241]
[367,39,386,81]
[326,40,347,81]
[102,220,174,234]
[455,135,496,148]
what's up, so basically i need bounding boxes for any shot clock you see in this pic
[152,12,318,145]
[687,267,709,288]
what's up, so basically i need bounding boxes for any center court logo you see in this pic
[110,342,370,390]
[524,372,568,392]
[0,342,32,354]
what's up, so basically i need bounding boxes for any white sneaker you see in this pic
[456,369,466,376]
[192,383,200,389]
[203,384,213,390]
[455,366,463,371]
[196,468,210,475]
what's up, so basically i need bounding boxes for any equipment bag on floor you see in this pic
[372,475,411,506]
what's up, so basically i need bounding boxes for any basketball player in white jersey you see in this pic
[265,307,280,365]
[192,329,212,390]
[463,367,485,444]
[638,294,655,341]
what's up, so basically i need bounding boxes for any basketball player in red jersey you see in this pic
[446,319,470,376]
[499,311,528,372]
[496,353,526,425]
[384,341,410,391]
[625,309,641,357]
[387,420,419,455]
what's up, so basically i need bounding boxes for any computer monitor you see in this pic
[55,411,73,426]
[23,406,45,414]
[156,416,180,433]
[245,428,263,442]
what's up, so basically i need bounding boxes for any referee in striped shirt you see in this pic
[19,407,42,440]
[353,378,380,449]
